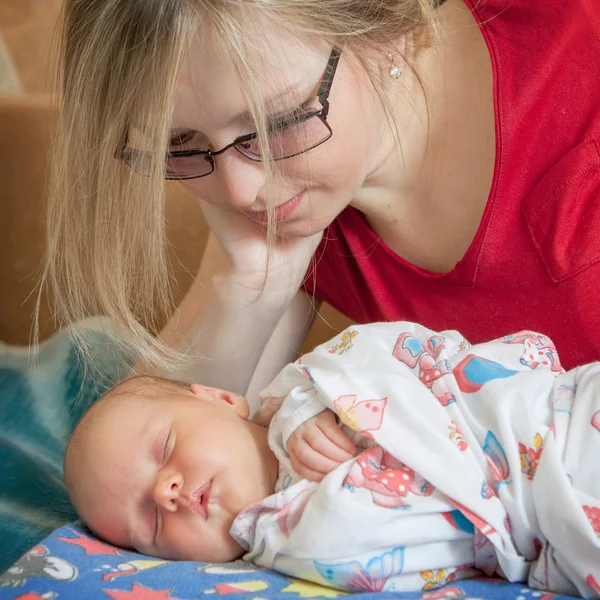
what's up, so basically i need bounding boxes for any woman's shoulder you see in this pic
[470,0,599,50]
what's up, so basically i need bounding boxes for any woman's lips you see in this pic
[190,482,211,519]
[245,190,305,223]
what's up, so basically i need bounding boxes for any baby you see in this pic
[64,377,281,563]
[64,322,600,597]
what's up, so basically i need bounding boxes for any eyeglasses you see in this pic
[117,48,341,180]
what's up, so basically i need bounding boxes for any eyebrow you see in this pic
[239,82,305,122]
[169,81,308,134]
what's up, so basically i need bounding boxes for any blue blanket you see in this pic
[0,522,580,599]
[0,322,581,599]
[0,319,131,572]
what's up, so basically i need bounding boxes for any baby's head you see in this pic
[64,376,278,562]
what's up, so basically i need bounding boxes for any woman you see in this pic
[45,0,600,418]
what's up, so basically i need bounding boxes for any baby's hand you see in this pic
[288,410,356,482]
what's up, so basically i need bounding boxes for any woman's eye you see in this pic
[267,106,314,132]
[168,131,195,150]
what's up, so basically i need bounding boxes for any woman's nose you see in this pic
[212,152,265,209]
[153,471,184,512]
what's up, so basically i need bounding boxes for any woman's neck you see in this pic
[354,0,495,272]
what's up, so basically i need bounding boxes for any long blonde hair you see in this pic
[41,0,434,370]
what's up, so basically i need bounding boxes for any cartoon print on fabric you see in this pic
[57,528,122,555]
[553,383,576,415]
[103,582,184,599]
[314,546,404,592]
[448,421,468,451]
[482,431,511,486]
[421,586,466,599]
[328,330,358,355]
[453,355,518,393]
[281,578,348,597]
[343,446,434,508]
[420,564,475,591]
[583,505,600,538]
[203,580,270,595]
[441,510,476,534]
[481,482,497,499]
[101,559,168,582]
[452,501,497,537]
[12,593,59,600]
[392,333,456,406]
[513,588,559,600]
[500,332,563,373]
[296,359,315,384]
[0,545,78,588]
[199,561,258,575]
[277,489,313,538]
[333,395,386,437]
[587,574,600,595]
[592,410,600,433]
[458,337,472,352]
[518,433,543,480]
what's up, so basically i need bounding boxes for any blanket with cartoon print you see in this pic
[231,322,600,597]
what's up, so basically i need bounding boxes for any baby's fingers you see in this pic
[316,412,356,456]
[289,440,341,482]
[303,426,355,463]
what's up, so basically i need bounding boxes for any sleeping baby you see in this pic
[64,322,600,597]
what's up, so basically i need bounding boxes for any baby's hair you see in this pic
[102,375,190,404]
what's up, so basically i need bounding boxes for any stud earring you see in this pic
[387,54,403,79]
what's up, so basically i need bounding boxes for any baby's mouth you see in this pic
[190,482,211,519]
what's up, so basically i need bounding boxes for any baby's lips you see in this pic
[190,481,212,518]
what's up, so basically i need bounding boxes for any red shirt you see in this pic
[304,0,600,370]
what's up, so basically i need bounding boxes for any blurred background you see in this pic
[0,0,61,95]
[0,0,214,346]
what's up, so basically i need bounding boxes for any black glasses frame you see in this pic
[117,47,341,180]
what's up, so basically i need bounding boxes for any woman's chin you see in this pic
[275,210,340,240]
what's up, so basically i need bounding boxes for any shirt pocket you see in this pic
[522,139,600,282]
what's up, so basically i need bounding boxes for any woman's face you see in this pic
[170,27,395,238]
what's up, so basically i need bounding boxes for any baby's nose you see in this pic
[154,472,185,512]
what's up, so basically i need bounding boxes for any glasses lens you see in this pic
[235,113,332,161]
[165,153,213,179]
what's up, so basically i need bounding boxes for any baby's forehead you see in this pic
[96,376,188,412]
[76,376,190,445]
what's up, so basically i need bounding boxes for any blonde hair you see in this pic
[41,0,435,371]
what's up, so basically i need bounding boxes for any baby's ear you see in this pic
[190,384,250,419]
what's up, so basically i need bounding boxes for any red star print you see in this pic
[104,584,180,600]
[57,529,121,555]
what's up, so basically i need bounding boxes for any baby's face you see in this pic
[66,383,278,562]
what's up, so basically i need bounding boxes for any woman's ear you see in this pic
[190,384,250,419]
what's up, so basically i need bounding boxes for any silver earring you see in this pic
[387,53,403,79]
